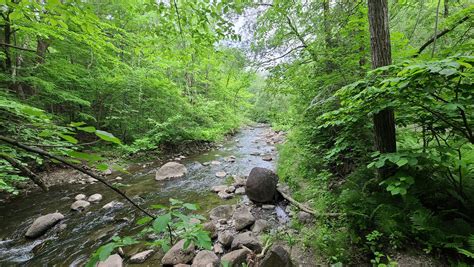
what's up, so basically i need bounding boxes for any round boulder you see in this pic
[156,162,188,181]
[245,167,278,203]
[25,212,64,238]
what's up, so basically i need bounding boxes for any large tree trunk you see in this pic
[368,0,397,176]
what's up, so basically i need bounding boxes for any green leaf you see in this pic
[70,122,86,127]
[150,204,167,210]
[77,126,96,133]
[152,213,171,233]
[98,243,116,261]
[396,158,408,167]
[59,133,78,144]
[136,216,153,225]
[183,203,198,210]
[183,239,192,250]
[95,130,121,144]
[96,163,109,171]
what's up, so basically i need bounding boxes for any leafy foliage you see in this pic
[86,199,211,266]
[250,0,474,264]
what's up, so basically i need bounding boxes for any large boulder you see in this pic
[155,162,188,181]
[231,232,262,253]
[259,245,292,267]
[25,212,64,238]
[97,253,123,267]
[191,250,219,267]
[245,167,278,203]
[209,205,235,221]
[161,239,195,265]
[221,249,249,267]
[232,206,255,231]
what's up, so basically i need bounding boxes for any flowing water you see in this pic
[0,125,279,266]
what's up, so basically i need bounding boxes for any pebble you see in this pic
[215,171,227,178]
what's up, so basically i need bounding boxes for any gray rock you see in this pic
[232,206,255,231]
[161,239,195,265]
[218,219,227,225]
[97,253,122,267]
[215,171,227,178]
[210,161,220,165]
[225,186,236,193]
[191,250,219,267]
[129,249,154,264]
[245,167,278,203]
[115,176,123,181]
[174,265,191,267]
[103,169,113,175]
[218,191,233,200]
[259,245,292,267]
[261,155,273,161]
[231,232,262,253]
[297,211,313,224]
[218,231,233,248]
[213,243,224,254]
[251,219,269,235]
[102,201,124,209]
[221,249,249,267]
[71,200,90,211]
[232,176,246,187]
[25,212,64,238]
[75,194,86,201]
[203,222,217,239]
[88,194,103,202]
[211,185,227,193]
[209,205,235,221]
[155,162,187,181]
[235,187,245,195]
[262,204,275,210]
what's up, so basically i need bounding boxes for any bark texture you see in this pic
[368,0,397,165]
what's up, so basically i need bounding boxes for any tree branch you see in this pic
[0,135,156,219]
[0,42,37,52]
[414,15,470,57]
[0,153,48,192]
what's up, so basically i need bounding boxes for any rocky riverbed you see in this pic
[0,125,316,266]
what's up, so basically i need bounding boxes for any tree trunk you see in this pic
[368,0,397,176]
[2,13,12,72]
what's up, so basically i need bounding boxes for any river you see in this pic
[0,125,279,266]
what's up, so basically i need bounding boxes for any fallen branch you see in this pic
[0,135,156,219]
[0,153,48,192]
[276,187,341,217]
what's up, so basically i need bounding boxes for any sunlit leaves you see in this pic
[95,130,121,145]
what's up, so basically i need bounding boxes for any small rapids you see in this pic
[0,125,285,266]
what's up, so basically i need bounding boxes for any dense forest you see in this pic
[0,0,473,266]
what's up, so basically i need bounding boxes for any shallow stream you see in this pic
[0,125,279,266]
